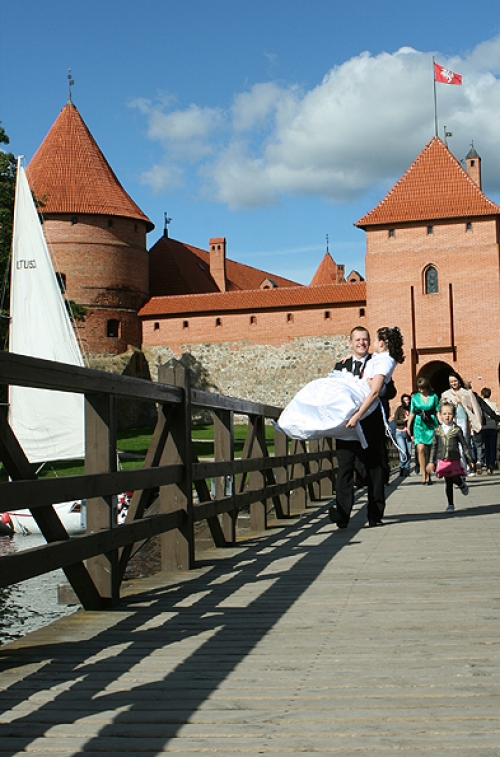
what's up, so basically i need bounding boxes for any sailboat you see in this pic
[4,159,86,534]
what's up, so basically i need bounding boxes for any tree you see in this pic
[0,123,16,351]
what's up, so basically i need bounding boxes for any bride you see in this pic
[276,327,405,447]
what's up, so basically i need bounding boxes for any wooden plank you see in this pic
[85,393,119,603]
[0,464,184,512]
[191,388,280,418]
[274,429,290,516]
[193,468,330,524]
[248,415,268,532]
[0,351,183,403]
[0,509,186,587]
[289,439,307,511]
[214,409,234,544]
[318,437,335,498]
[158,362,194,572]
[192,448,330,480]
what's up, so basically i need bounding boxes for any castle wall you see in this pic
[142,302,366,350]
[366,217,500,395]
[143,334,353,408]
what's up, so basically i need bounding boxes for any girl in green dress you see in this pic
[408,377,440,485]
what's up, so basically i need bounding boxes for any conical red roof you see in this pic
[355,137,500,227]
[27,103,153,230]
[310,252,340,286]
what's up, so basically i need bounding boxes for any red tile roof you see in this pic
[27,103,154,230]
[139,282,366,317]
[148,234,301,296]
[355,137,500,227]
[310,252,341,285]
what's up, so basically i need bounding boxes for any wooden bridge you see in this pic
[0,351,334,607]
[1,354,500,754]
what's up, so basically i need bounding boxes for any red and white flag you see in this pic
[434,62,462,85]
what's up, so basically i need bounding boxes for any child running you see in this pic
[426,400,474,513]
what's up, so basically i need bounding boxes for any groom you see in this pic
[328,325,393,528]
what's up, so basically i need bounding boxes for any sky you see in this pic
[2,0,500,284]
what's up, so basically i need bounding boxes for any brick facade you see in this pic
[366,216,500,398]
[41,215,150,354]
[142,302,365,351]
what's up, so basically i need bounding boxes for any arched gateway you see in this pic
[416,361,453,398]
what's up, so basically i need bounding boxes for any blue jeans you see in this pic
[471,432,485,468]
[395,430,412,470]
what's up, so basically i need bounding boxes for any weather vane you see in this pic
[164,212,172,237]
[67,69,75,104]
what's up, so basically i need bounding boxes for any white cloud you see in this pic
[140,163,183,194]
[135,36,500,206]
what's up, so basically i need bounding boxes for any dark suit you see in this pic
[332,355,387,526]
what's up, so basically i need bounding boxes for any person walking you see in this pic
[426,401,474,513]
[393,393,412,477]
[408,377,439,485]
[480,387,500,475]
[441,372,482,475]
[328,326,405,528]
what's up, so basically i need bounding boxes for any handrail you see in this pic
[0,353,335,609]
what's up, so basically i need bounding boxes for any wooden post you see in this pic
[158,362,194,571]
[214,409,236,543]
[320,438,335,498]
[85,393,119,605]
[248,414,267,532]
[289,439,307,512]
[308,439,321,501]
[274,428,290,516]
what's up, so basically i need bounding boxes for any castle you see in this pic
[26,101,500,406]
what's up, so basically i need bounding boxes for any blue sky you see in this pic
[2,0,500,284]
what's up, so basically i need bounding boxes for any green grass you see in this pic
[0,423,276,481]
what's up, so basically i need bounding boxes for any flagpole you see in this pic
[433,56,438,136]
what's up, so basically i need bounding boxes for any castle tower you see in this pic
[27,102,154,356]
[465,143,481,189]
[355,137,500,396]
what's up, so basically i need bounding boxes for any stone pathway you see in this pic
[1,470,500,754]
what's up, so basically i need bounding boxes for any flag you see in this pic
[434,62,462,85]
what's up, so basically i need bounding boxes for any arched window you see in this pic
[424,266,439,294]
[107,319,120,338]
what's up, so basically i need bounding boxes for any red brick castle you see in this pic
[26,102,500,400]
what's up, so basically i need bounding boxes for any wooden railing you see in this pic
[0,352,335,610]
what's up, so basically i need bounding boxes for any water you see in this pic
[0,533,79,646]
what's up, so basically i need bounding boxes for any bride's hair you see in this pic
[377,326,405,364]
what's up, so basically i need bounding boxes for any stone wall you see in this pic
[143,333,350,409]
[88,347,157,429]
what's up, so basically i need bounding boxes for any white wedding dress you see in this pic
[275,352,396,448]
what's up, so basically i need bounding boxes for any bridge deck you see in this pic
[1,472,500,755]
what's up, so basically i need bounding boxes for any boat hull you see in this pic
[6,502,86,535]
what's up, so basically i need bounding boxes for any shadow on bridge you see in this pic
[1,497,364,752]
[2,469,500,752]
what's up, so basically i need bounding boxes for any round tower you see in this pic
[26,102,154,356]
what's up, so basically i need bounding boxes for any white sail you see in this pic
[8,162,85,463]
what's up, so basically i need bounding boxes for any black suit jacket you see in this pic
[334,354,396,401]
[334,354,372,377]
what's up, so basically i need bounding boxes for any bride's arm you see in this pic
[345,374,385,428]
